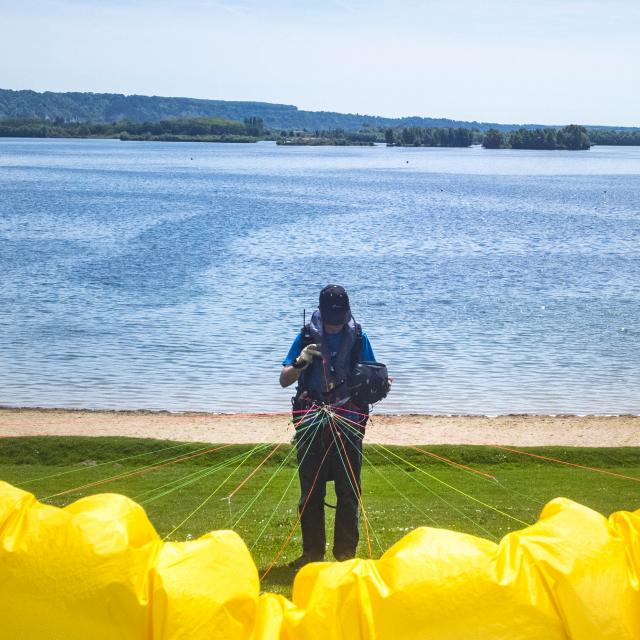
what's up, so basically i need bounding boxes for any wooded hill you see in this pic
[5,88,636,133]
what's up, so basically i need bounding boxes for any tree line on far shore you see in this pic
[0,116,268,142]
[482,125,591,150]
[276,127,378,145]
[384,127,474,147]
[587,129,640,145]
[1,116,639,150]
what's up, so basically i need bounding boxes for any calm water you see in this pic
[1,138,639,414]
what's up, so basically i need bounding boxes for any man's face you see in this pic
[324,323,344,334]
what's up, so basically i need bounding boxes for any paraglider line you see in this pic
[43,443,235,500]
[491,445,640,483]
[326,409,379,556]
[330,411,516,536]
[333,417,441,528]
[409,446,497,481]
[137,444,271,504]
[162,444,270,540]
[260,439,334,581]
[18,441,198,486]
[226,443,283,500]
[373,443,530,527]
[249,413,324,550]
[232,446,297,529]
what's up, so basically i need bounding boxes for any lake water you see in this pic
[1,138,639,414]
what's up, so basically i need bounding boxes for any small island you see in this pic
[0,116,271,143]
[482,125,591,150]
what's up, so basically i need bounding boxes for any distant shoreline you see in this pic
[1,135,638,149]
[2,408,638,447]
[2,405,639,417]
[3,117,640,148]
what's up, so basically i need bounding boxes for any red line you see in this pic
[339,404,371,418]
[410,446,496,481]
[260,443,334,581]
[227,443,282,499]
[492,445,640,483]
[169,411,295,420]
[46,444,233,498]
[329,413,373,558]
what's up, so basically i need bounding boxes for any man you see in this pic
[280,284,377,568]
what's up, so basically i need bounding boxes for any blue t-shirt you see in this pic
[283,330,375,366]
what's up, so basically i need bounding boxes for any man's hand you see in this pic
[296,343,322,369]
[280,344,322,388]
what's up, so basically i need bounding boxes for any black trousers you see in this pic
[295,413,364,560]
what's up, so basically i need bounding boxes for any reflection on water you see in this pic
[1,139,639,414]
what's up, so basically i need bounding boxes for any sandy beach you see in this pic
[0,408,638,447]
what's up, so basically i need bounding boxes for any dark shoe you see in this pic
[287,554,323,569]
[334,551,355,562]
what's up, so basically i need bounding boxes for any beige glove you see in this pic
[295,343,322,369]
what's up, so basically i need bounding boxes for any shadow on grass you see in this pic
[259,563,299,597]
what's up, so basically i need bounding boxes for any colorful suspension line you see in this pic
[18,441,197,486]
[162,444,272,540]
[326,409,380,556]
[341,410,547,528]
[361,449,441,528]
[331,410,518,537]
[149,415,322,536]
[409,445,545,512]
[157,414,333,541]
[230,414,326,529]
[43,443,233,500]
[138,443,272,505]
[249,414,325,552]
[331,410,500,541]
[258,407,382,568]
[491,445,640,484]
[225,443,283,501]
[373,442,531,527]
[409,446,497,481]
[230,445,298,530]
[355,414,542,511]
[261,429,336,581]
[332,415,442,528]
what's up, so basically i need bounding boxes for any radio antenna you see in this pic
[303,308,306,327]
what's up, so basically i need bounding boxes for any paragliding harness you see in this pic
[291,316,389,511]
[291,320,368,421]
[292,320,369,503]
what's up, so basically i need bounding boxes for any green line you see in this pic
[326,410,383,555]
[249,413,322,551]
[41,443,218,500]
[236,411,324,526]
[332,413,498,539]
[374,441,530,527]
[139,444,270,504]
[352,433,441,528]
[162,444,268,540]
[18,441,196,485]
[232,446,295,527]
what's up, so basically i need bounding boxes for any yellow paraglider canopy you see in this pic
[1,480,639,640]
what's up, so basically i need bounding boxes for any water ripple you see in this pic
[1,139,639,414]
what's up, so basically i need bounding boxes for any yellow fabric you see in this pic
[0,481,258,640]
[1,480,639,639]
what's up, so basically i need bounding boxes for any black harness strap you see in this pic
[299,322,363,365]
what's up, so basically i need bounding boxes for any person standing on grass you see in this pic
[279,284,381,568]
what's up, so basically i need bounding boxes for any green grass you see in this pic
[1,436,639,597]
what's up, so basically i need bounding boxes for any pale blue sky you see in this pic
[1,0,638,125]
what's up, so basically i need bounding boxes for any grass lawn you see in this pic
[1,436,639,597]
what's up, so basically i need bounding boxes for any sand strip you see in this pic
[0,408,638,447]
